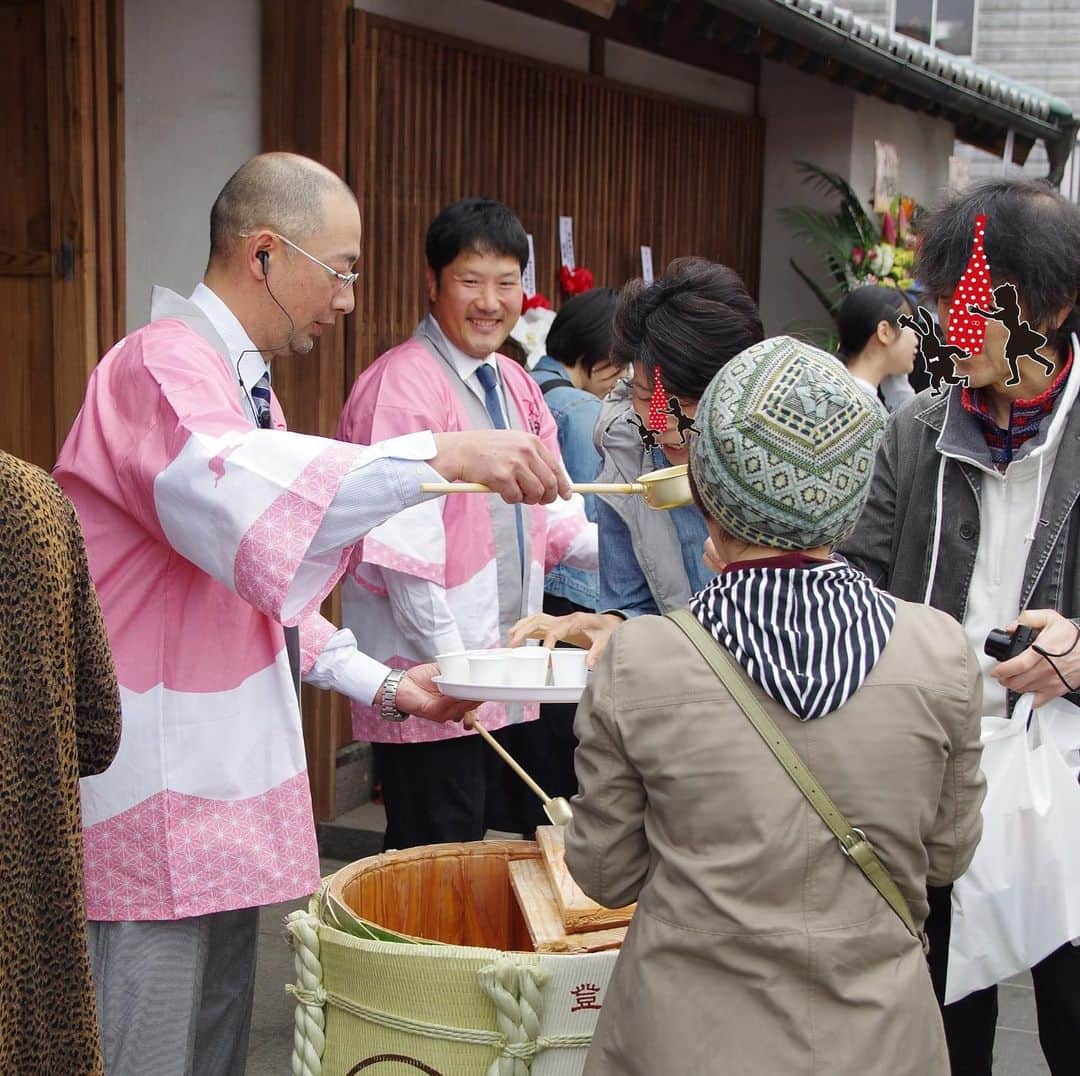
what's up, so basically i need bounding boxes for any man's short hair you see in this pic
[916,179,1080,353]
[424,198,529,277]
[208,153,357,265]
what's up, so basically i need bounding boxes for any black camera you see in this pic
[984,624,1041,662]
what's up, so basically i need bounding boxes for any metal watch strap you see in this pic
[379,668,409,722]
[667,609,925,949]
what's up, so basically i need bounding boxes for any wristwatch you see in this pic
[379,668,409,722]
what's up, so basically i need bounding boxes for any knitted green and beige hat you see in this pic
[690,336,885,551]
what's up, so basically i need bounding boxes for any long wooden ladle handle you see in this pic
[471,719,551,805]
[421,481,642,495]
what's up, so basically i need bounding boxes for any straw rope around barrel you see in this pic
[286,908,327,1076]
[286,912,591,1075]
[288,844,610,1074]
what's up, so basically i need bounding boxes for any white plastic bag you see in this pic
[946,694,1080,1004]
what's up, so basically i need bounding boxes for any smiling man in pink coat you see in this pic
[53,155,569,1076]
[338,199,597,849]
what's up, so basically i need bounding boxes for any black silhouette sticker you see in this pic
[898,306,970,395]
[966,282,1052,387]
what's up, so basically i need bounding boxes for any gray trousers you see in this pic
[87,907,260,1076]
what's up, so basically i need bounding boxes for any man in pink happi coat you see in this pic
[338,198,597,849]
[53,155,570,1076]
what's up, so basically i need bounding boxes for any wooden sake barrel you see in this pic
[287,841,622,1076]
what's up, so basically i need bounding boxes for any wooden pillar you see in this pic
[261,0,352,822]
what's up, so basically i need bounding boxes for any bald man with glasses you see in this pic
[54,153,570,1076]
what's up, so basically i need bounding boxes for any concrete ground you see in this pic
[244,804,1051,1075]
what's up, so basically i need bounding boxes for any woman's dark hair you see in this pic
[916,179,1080,354]
[835,286,910,364]
[545,288,619,374]
[611,257,764,399]
[425,198,529,277]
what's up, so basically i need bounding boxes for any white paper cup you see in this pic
[435,651,470,681]
[508,647,551,687]
[468,651,511,686]
[549,648,588,688]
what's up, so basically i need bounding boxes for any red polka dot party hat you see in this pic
[648,366,668,432]
[945,214,993,357]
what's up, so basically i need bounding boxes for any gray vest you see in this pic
[593,381,694,613]
[413,316,532,719]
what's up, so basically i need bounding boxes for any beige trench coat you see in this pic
[564,599,985,1076]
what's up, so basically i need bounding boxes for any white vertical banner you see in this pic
[523,234,537,297]
[873,140,899,213]
[558,216,576,271]
[640,245,654,284]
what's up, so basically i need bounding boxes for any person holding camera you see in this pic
[841,178,1080,1076]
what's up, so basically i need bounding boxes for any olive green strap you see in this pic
[667,609,925,947]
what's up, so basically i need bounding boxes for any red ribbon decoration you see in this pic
[946,214,993,358]
[559,265,595,296]
[521,292,553,312]
[647,366,668,432]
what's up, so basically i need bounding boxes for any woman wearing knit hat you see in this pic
[509,257,763,658]
[563,336,986,1076]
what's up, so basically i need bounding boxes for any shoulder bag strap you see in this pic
[667,608,925,947]
[540,376,575,396]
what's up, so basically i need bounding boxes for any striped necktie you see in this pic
[475,363,525,572]
[251,372,272,429]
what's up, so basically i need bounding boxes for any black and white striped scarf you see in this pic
[688,560,897,721]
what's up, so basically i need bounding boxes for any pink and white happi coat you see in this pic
[338,333,596,744]
[54,313,424,921]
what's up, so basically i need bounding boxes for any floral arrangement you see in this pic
[780,161,922,319]
[559,265,595,296]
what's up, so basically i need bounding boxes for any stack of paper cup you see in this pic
[467,649,513,686]
[508,647,550,687]
[549,648,588,688]
[435,651,470,681]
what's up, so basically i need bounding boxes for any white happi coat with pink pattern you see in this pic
[338,316,597,744]
[54,289,433,921]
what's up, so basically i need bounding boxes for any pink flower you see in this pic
[851,247,864,267]
[882,212,897,245]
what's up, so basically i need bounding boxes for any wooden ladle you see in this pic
[471,719,573,827]
[422,463,691,511]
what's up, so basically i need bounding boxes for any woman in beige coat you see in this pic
[564,337,986,1076]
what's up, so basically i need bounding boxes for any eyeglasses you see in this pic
[240,230,359,292]
[274,233,358,291]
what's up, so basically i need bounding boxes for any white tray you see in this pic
[432,675,586,704]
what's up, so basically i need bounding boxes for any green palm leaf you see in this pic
[792,161,880,250]
[789,258,844,319]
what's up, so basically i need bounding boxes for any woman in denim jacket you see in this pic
[512,258,763,658]
[529,288,622,611]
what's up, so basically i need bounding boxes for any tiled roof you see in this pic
[709,0,1078,177]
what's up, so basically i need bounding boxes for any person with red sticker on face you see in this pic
[509,258,764,665]
[842,179,1080,1076]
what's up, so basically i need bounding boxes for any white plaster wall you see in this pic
[124,0,261,330]
[758,61,955,339]
[757,61,856,337]
[849,94,954,211]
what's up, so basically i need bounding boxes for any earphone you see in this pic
[236,246,294,427]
